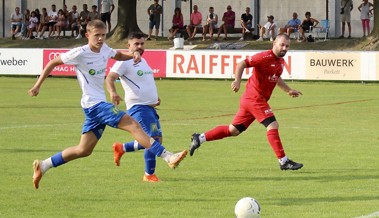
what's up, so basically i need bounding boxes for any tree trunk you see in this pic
[371,0,379,35]
[108,0,143,41]
[362,0,378,50]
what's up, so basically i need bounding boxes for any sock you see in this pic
[144,149,156,175]
[279,156,288,165]
[41,158,53,174]
[160,149,173,162]
[123,140,144,152]
[51,152,66,167]
[266,129,286,159]
[199,134,206,144]
[204,126,231,141]
[148,140,165,157]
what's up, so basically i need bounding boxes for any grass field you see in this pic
[0,77,378,218]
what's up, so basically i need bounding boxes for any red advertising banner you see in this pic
[43,49,167,78]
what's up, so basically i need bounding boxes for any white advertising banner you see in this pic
[0,49,43,75]
[166,50,299,80]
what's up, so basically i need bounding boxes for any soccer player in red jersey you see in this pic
[189,33,303,170]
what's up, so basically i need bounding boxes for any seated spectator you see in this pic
[68,5,80,37]
[239,6,253,40]
[168,7,184,40]
[21,9,31,39]
[186,5,202,40]
[10,7,23,40]
[298,11,319,42]
[279,12,301,38]
[36,7,48,39]
[89,5,100,21]
[256,15,278,41]
[54,9,67,39]
[47,4,58,38]
[202,6,218,41]
[76,4,90,39]
[26,11,38,39]
[216,5,235,41]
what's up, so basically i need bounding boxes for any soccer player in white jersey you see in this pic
[106,32,163,182]
[28,20,187,189]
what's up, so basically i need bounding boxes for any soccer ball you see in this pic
[234,197,261,218]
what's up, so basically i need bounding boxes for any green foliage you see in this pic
[1,77,379,218]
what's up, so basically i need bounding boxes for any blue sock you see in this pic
[123,141,144,152]
[51,152,65,167]
[148,141,165,156]
[144,149,156,175]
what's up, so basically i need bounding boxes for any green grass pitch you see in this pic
[0,77,378,218]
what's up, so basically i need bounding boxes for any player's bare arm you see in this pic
[276,77,303,98]
[28,56,64,97]
[113,50,141,64]
[231,60,247,93]
[105,71,122,105]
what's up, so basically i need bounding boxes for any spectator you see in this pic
[298,11,319,42]
[36,7,48,39]
[168,7,184,41]
[256,15,278,41]
[47,4,58,38]
[239,7,253,41]
[202,6,218,41]
[339,0,353,39]
[76,4,90,39]
[147,0,162,40]
[68,5,80,37]
[21,9,31,38]
[186,5,202,40]
[216,5,235,41]
[358,0,374,37]
[62,5,70,18]
[34,8,41,23]
[89,5,100,21]
[54,9,66,39]
[10,7,23,40]
[279,12,301,38]
[26,11,38,39]
[100,0,115,33]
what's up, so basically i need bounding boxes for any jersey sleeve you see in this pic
[60,47,83,65]
[102,43,117,59]
[110,61,126,77]
[245,52,263,68]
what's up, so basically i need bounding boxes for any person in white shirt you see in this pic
[10,7,23,39]
[257,15,278,41]
[100,0,115,33]
[107,32,166,182]
[47,4,58,38]
[28,20,187,190]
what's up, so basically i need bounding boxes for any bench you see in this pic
[178,27,256,40]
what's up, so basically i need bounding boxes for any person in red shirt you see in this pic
[216,5,235,40]
[189,33,303,171]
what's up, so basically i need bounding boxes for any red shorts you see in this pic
[231,96,274,128]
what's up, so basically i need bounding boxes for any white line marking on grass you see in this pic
[355,211,379,218]
[0,123,80,130]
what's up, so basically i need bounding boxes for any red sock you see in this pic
[266,129,286,158]
[204,125,231,141]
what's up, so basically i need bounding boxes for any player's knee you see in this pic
[261,116,278,128]
[230,124,246,136]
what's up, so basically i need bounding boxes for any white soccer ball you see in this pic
[234,197,261,218]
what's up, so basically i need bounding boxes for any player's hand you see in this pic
[110,93,122,105]
[28,87,40,97]
[133,51,141,64]
[288,89,303,98]
[150,98,161,107]
[231,80,241,93]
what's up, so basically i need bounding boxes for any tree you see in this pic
[364,0,378,50]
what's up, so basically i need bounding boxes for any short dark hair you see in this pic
[128,32,145,40]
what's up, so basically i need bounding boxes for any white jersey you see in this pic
[360,3,371,20]
[60,43,117,108]
[101,0,114,13]
[110,58,158,110]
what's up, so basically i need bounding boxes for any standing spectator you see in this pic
[358,0,374,37]
[202,6,218,41]
[298,11,318,42]
[279,12,301,39]
[147,0,162,40]
[26,11,38,39]
[100,0,115,33]
[10,7,23,40]
[216,5,235,41]
[54,9,67,39]
[256,15,278,41]
[68,5,80,37]
[168,7,184,41]
[339,0,353,39]
[76,4,90,39]
[186,5,202,40]
[189,34,303,171]
[36,8,48,39]
[89,5,100,21]
[47,4,58,38]
[239,7,253,41]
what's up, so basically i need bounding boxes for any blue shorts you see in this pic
[82,102,126,139]
[149,20,160,30]
[128,105,161,138]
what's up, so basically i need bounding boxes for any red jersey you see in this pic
[243,50,285,101]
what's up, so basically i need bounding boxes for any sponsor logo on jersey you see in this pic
[136,70,153,76]
[88,68,106,76]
